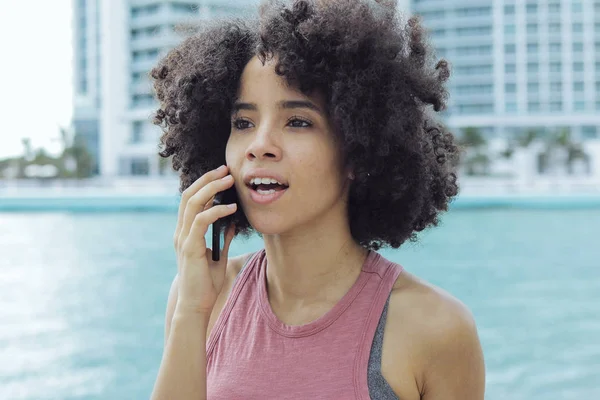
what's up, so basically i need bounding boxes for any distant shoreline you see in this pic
[1,189,600,211]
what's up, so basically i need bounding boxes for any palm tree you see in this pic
[538,127,589,175]
[459,127,489,176]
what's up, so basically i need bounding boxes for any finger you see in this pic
[182,203,238,258]
[174,165,228,246]
[179,175,235,247]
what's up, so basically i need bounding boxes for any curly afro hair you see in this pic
[150,0,459,250]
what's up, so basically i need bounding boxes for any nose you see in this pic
[245,126,282,162]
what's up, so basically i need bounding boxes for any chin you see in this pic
[246,213,294,236]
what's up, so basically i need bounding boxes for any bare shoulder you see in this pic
[389,270,477,336]
[225,252,253,282]
[382,271,485,399]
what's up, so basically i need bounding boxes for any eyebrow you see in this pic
[231,100,323,114]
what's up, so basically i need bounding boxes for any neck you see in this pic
[262,205,368,308]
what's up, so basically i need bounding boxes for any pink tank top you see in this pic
[206,249,403,399]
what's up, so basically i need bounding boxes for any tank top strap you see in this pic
[206,250,262,357]
[353,252,403,399]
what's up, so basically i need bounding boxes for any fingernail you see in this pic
[217,165,226,171]
[227,203,237,209]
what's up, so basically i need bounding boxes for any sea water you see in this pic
[0,209,598,400]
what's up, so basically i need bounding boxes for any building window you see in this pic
[527,82,539,93]
[456,84,493,95]
[505,43,516,54]
[132,122,143,143]
[456,64,493,74]
[132,72,144,82]
[418,10,445,20]
[573,81,584,91]
[549,23,561,33]
[131,4,160,17]
[171,2,199,14]
[527,62,539,73]
[574,101,586,110]
[550,43,562,52]
[527,23,538,34]
[550,101,563,111]
[430,28,446,38]
[455,7,491,17]
[456,45,492,56]
[505,83,517,93]
[527,43,539,53]
[456,26,492,36]
[132,94,154,108]
[131,158,150,176]
[505,24,516,35]
[573,62,584,72]
[550,62,562,72]
[573,42,584,52]
[131,26,162,40]
[572,23,583,33]
[457,104,494,114]
[550,82,562,92]
[582,126,598,139]
[505,102,517,113]
[504,5,515,15]
[505,63,516,73]
[572,1,583,12]
[528,101,540,112]
[548,2,561,13]
[79,78,87,93]
[526,3,538,14]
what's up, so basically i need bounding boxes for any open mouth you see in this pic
[245,177,289,204]
[248,181,289,195]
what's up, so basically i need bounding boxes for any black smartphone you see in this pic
[211,187,237,261]
[211,192,224,261]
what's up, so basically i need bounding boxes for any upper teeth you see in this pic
[250,177,284,186]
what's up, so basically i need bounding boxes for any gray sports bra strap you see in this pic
[367,293,399,399]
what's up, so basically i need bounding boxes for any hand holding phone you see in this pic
[172,165,237,316]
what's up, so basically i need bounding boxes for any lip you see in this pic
[248,186,288,205]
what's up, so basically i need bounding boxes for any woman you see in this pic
[149,0,485,399]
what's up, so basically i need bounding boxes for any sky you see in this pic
[0,0,73,159]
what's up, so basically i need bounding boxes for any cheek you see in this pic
[225,136,239,169]
[302,145,345,188]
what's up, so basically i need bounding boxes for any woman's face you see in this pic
[225,55,349,235]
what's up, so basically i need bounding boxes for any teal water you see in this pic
[0,210,598,400]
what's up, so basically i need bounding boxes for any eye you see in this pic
[232,118,254,130]
[287,116,312,128]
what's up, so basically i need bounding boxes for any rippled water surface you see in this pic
[0,209,598,399]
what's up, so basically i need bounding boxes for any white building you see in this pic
[410,0,600,144]
[73,0,600,182]
[72,0,102,175]
[72,0,257,178]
